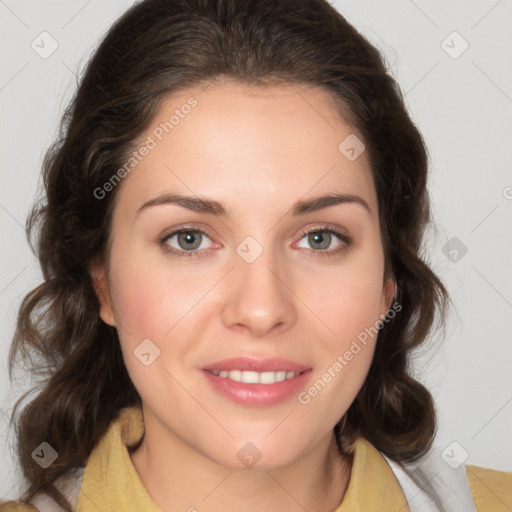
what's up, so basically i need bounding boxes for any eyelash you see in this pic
[158,226,353,260]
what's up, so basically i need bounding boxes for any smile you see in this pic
[206,369,304,384]
[201,357,313,406]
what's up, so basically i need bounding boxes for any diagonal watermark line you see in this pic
[471,0,504,29]
[0,480,22,506]
[111,315,132,337]
[163,367,234,438]
[61,0,92,29]
[0,203,25,230]
[200,471,233,502]
[290,83,337,130]
[472,61,512,104]
[66,480,103,512]
[406,62,439,96]
[0,406,12,425]
[61,60,78,78]
[265,471,308,511]
[0,62,29,92]
[406,0,439,28]
[163,267,234,337]
[471,397,512,439]
[470,204,499,233]
[471,266,512,308]
[265,266,336,335]
[0,266,28,296]
[198,75,218,94]
[397,469,441,511]
[265,409,295,438]
[0,0,29,28]
[266,163,337,234]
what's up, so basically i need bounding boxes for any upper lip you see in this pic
[203,357,312,373]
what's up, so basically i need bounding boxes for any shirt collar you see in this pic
[335,437,409,511]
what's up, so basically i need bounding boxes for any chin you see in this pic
[202,435,311,471]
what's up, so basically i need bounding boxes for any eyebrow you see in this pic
[135,192,371,218]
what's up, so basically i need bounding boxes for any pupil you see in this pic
[179,231,201,250]
[309,231,330,250]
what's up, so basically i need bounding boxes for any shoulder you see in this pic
[382,441,511,512]
[0,500,39,511]
[466,464,512,511]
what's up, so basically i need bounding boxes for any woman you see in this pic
[2,0,511,511]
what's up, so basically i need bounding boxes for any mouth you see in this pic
[201,357,313,406]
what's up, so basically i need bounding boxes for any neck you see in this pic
[129,412,352,512]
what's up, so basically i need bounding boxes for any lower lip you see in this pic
[202,369,313,406]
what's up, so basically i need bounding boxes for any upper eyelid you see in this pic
[296,225,349,239]
[161,226,211,241]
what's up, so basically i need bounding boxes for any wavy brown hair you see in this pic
[4,0,450,509]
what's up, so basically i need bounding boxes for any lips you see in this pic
[201,357,313,406]
[203,357,311,373]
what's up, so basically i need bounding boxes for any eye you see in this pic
[158,226,352,259]
[159,228,213,258]
[295,227,352,256]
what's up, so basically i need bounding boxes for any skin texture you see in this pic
[91,80,396,512]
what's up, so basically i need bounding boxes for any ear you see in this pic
[89,260,116,327]
[379,276,397,316]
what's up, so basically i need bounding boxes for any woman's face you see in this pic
[93,81,395,469]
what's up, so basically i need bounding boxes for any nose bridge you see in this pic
[220,236,296,336]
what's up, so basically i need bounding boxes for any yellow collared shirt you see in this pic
[2,405,511,511]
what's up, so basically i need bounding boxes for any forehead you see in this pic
[118,81,377,217]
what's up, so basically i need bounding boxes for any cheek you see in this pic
[297,248,385,411]
[108,245,199,340]
[106,253,193,396]
[110,267,165,338]
[305,257,385,343]
[297,272,382,424]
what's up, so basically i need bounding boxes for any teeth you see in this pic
[209,369,301,384]
[275,371,287,382]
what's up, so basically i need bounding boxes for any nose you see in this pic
[220,247,297,338]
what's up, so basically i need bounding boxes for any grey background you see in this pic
[1,0,511,502]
